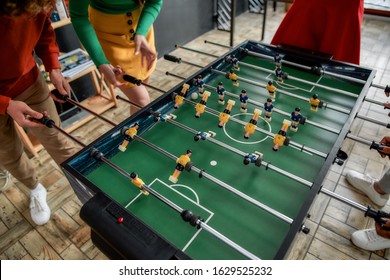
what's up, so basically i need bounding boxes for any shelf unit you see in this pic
[15,18,118,157]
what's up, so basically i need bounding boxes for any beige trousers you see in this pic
[0,74,77,189]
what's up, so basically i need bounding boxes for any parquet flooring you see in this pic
[0,5,389,260]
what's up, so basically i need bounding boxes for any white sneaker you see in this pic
[351,228,390,251]
[0,169,11,192]
[30,183,51,226]
[346,170,389,207]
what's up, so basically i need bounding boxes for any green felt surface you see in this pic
[85,53,364,259]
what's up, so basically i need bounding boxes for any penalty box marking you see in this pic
[266,73,323,93]
[126,178,214,252]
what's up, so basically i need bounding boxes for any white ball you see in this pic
[191,92,199,100]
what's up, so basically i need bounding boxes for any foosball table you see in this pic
[61,40,387,260]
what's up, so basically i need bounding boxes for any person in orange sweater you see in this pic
[0,0,77,225]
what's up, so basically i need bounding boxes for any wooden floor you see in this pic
[1,5,389,260]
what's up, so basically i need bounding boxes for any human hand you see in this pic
[378,136,390,158]
[6,100,44,128]
[49,69,71,103]
[134,34,157,71]
[98,64,128,88]
[385,102,390,110]
[375,218,390,239]
[380,136,390,146]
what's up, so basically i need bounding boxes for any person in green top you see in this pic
[69,0,163,113]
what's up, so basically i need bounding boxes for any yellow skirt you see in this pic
[89,6,157,87]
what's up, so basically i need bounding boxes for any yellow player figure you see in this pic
[309,94,321,112]
[181,83,190,95]
[226,69,239,87]
[218,99,235,128]
[273,119,291,151]
[266,80,276,100]
[174,94,184,109]
[244,109,262,139]
[195,91,211,118]
[130,172,149,195]
[174,83,190,109]
[118,123,139,152]
[169,150,193,183]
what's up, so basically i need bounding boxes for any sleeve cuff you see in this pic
[42,53,61,72]
[0,95,11,115]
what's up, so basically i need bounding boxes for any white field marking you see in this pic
[276,74,324,93]
[125,192,143,208]
[276,80,299,90]
[168,183,200,204]
[124,178,215,251]
[210,160,217,166]
[153,178,214,252]
[223,113,272,144]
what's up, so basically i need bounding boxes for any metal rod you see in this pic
[320,188,369,212]
[143,82,166,93]
[116,95,142,108]
[356,114,390,129]
[365,97,385,107]
[371,83,388,91]
[65,98,117,127]
[123,74,166,93]
[204,40,232,49]
[345,133,373,146]
[166,71,186,80]
[175,44,219,58]
[243,47,368,85]
[52,123,86,147]
[199,222,260,260]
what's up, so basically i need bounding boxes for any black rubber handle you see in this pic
[370,141,384,151]
[164,54,181,63]
[36,115,55,128]
[51,89,68,101]
[123,74,142,86]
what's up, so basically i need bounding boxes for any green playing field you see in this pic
[84,49,365,259]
